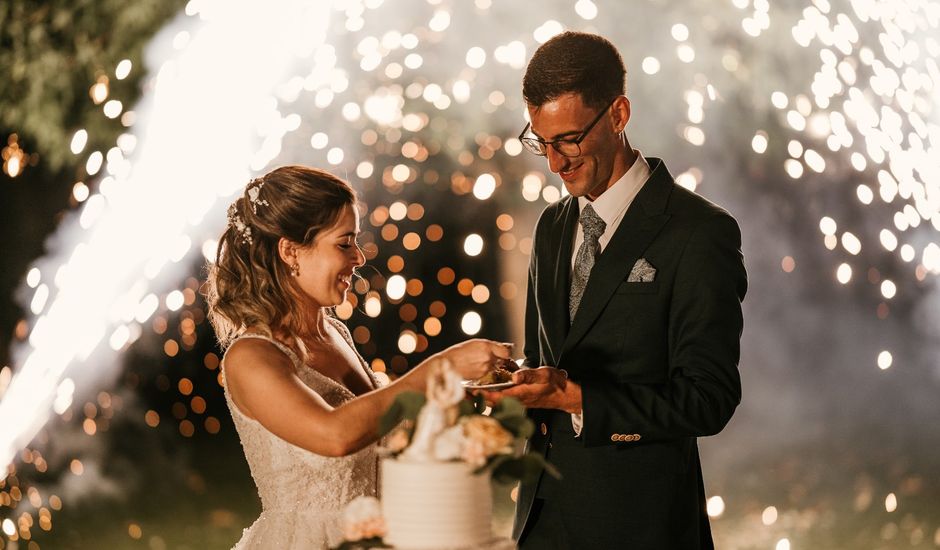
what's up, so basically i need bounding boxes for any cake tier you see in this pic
[381,458,493,549]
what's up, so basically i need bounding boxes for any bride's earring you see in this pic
[290,263,300,277]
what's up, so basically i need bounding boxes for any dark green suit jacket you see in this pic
[513,158,747,548]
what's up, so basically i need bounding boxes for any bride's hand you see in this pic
[440,339,512,381]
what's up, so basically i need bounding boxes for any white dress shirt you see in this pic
[569,151,652,435]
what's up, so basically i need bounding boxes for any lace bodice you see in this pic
[221,318,380,549]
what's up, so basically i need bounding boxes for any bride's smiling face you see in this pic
[290,204,365,308]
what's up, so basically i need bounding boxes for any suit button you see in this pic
[633,434,642,441]
[610,434,618,442]
[540,423,548,436]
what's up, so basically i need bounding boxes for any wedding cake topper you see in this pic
[376,359,559,476]
[400,360,465,462]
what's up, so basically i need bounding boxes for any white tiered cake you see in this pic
[381,459,493,549]
[332,362,535,549]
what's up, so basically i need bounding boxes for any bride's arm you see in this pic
[223,337,506,457]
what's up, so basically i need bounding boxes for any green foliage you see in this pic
[456,393,487,417]
[330,536,391,550]
[481,397,546,481]
[377,391,426,437]
[470,392,487,414]
[490,397,533,438]
[0,0,186,172]
[489,453,561,485]
[493,413,534,440]
[456,397,476,418]
[490,397,526,420]
[379,393,555,484]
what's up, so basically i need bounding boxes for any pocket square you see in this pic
[627,258,656,282]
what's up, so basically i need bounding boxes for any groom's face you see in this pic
[526,92,622,200]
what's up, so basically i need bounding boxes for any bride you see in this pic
[205,165,509,549]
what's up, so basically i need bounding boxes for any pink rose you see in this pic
[342,496,386,541]
[385,427,410,454]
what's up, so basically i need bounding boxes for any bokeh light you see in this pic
[2,1,939,548]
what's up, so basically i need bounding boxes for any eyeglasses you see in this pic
[518,98,617,157]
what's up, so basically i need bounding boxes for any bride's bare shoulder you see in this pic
[224,336,295,379]
[222,335,306,421]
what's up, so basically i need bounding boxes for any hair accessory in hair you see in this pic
[246,177,270,214]
[227,203,253,245]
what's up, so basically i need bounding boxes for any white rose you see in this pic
[342,496,386,541]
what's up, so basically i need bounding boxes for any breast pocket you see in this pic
[605,281,668,381]
[615,281,660,294]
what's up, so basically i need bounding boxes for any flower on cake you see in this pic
[377,360,557,482]
[342,496,386,541]
[462,415,514,467]
[333,496,389,549]
[384,424,411,454]
[426,415,515,466]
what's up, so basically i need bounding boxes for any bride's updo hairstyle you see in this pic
[206,165,356,348]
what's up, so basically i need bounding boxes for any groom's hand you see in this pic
[481,366,582,413]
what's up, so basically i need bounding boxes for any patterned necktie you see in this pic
[569,204,606,322]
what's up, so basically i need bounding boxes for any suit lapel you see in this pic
[539,197,578,365]
[559,159,674,361]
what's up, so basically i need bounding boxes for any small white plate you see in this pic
[461,380,517,391]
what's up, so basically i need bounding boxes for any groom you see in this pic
[489,32,747,548]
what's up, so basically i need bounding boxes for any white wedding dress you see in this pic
[222,319,380,549]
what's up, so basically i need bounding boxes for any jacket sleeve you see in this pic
[580,211,747,446]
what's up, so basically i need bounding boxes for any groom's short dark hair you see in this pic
[523,31,626,110]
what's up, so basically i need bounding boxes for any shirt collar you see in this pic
[577,151,651,226]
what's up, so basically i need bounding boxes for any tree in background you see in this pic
[0,0,186,363]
